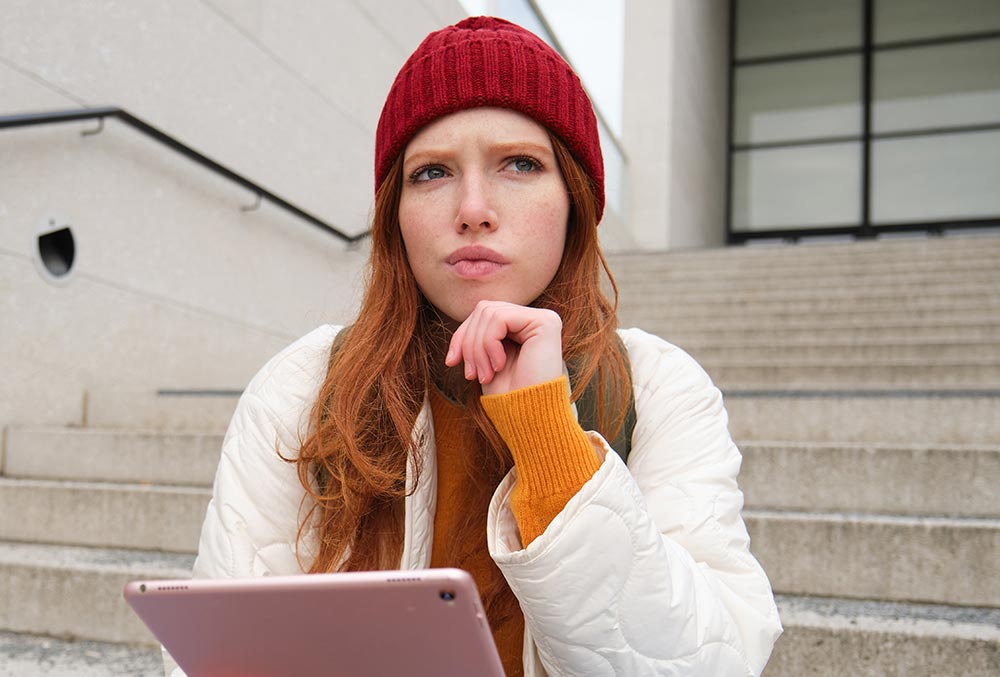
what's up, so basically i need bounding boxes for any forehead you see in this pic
[404,107,552,156]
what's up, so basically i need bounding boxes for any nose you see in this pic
[454,172,499,233]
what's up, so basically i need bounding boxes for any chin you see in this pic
[426,289,543,326]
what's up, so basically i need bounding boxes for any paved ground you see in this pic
[0,632,162,676]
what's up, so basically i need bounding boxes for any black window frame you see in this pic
[726,0,1000,243]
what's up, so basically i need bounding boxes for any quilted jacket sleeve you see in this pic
[486,328,782,676]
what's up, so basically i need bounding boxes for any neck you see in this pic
[421,303,477,404]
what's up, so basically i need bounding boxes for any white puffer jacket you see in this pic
[183,325,781,676]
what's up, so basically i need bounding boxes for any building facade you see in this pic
[3,0,998,432]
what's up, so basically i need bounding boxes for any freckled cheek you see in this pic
[516,183,567,222]
[399,195,454,253]
[515,216,567,291]
[398,221,435,289]
[520,190,569,247]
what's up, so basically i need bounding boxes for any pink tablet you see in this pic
[124,568,505,677]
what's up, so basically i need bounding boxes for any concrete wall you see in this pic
[1,0,465,429]
[621,0,730,251]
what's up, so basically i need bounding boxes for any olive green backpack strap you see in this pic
[320,325,353,421]
[568,333,636,465]
[328,324,352,368]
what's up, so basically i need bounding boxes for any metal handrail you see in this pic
[0,107,368,244]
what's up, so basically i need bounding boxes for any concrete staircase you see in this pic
[613,234,1000,676]
[0,395,234,676]
[1,234,998,675]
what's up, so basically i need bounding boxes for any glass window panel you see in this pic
[731,143,862,232]
[872,131,1000,224]
[874,39,1000,133]
[734,56,862,145]
[736,0,861,60]
[875,0,1000,44]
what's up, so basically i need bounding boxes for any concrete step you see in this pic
[745,510,1000,607]
[0,541,193,645]
[625,230,1000,257]
[4,427,222,486]
[766,595,1000,676]
[620,298,1000,322]
[615,268,1000,296]
[687,340,1000,363]
[740,442,999,517]
[626,313,1000,336]
[616,273,1000,296]
[623,311,1000,338]
[612,268,1000,294]
[619,281,1000,308]
[704,360,1000,388]
[725,390,1000,444]
[607,235,1000,273]
[676,333,1000,348]
[619,309,1000,343]
[611,256,1000,284]
[84,389,240,432]
[0,478,208,553]
[0,631,162,677]
[662,321,1000,343]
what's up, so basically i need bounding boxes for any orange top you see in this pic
[429,376,601,676]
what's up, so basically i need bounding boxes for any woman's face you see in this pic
[398,107,570,323]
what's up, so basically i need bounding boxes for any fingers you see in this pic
[447,302,507,383]
[474,304,513,384]
[445,301,562,389]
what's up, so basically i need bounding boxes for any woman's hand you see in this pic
[445,301,563,395]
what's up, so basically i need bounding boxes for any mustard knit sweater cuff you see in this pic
[481,376,601,546]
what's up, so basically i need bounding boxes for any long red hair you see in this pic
[295,130,627,624]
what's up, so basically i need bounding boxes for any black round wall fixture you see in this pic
[38,226,76,277]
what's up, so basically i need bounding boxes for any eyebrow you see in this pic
[403,141,555,171]
[488,141,554,157]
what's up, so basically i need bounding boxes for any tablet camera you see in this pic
[439,590,456,602]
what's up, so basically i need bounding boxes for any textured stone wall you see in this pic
[0,0,465,427]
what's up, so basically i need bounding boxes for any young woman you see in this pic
[189,16,781,676]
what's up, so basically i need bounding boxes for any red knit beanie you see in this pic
[375,16,605,220]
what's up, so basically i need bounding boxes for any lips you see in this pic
[445,246,510,265]
[445,245,510,278]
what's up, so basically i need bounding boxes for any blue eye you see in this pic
[509,157,540,173]
[411,165,448,182]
